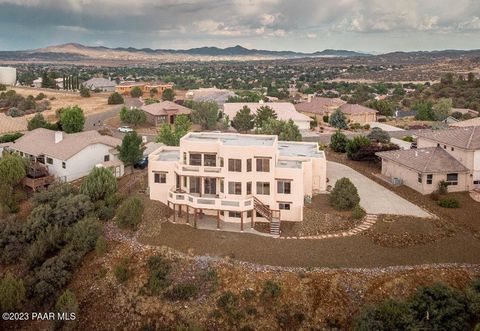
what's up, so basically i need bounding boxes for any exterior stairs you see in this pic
[253,197,281,236]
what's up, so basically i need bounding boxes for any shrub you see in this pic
[146,255,171,294]
[437,180,448,195]
[354,300,413,331]
[0,83,6,91]
[35,92,46,101]
[119,106,146,126]
[329,177,360,211]
[116,197,144,230]
[322,115,329,123]
[130,86,143,98]
[114,258,132,283]
[350,122,362,130]
[402,135,414,142]
[261,280,282,299]
[67,217,101,252]
[0,273,26,311]
[217,291,239,312]
[409,283,472,331]
[367,127,390,143]
[107,92,124,105]
[165,282,199,301]
[27,113,48,131]
[277,308,306,330]
[351,204,366,219]
[346,136,371,159]
[59,105,85,133]
[242,288,256,301]
[0,132,23,143]
[330,130,348,153]
[329,109,347,129]
[95,236,108,255]
[54,289,78,328]
[80,167,117,202]
[438,197,460,208]
[80,85,91,97]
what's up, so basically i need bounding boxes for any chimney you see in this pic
[55,131,63,144]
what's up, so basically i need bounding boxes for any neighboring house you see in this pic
[32,77,63,89]
[185,87,236,105]
[223,102,312,130]
[5,128,123,182]
[148,132,327,230]
[376,127,480,194]
[338,104,378,124]
[82,77,116,92]
[294,96,347,122]
[115,81,174,97]
[141,101,191,126]
[451,108,479,117]
[450,117,480,128]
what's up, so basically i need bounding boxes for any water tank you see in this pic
[0,67,16,85]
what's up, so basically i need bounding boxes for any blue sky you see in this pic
[1,0,480,53]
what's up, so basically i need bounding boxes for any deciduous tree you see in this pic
[59,105,85,133]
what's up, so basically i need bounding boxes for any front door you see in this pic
[170,115,175,124]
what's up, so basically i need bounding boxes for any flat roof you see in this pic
[278,142,324,158]
[155,150,180,161]
[185,132,276,146]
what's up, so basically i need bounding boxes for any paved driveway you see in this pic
[327,161,431,217]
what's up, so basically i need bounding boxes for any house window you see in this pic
[277,180,291,194]
[189,153,202,166]
[154,172,166,183]
[204,178,217,195]
[228,159,242,172]
[246,182,252,195]
[183,152,187,164]
[104,155,110,162]
[446,173,458,186]
[183,176,187,187]
[189,177,201,193]
[279,203,291,210]
[437,143,440,147]
[247,159,252,172]
[427,174,433,185]
[204,154,216,167]
[46,157,53,165]
[256,158,270,172]
[247,210,253,218]
[451,147,454,151]
[228,211,241,218]
[228,182,242,195]
[62,162,66,169]
[443,145,446,149]
[256,182,270,195]
[220,157,224,167]
[474,180,480,185]
[417,173,422,183]
[220,179,224,193]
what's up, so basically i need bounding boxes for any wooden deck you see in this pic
[22,175,55,191]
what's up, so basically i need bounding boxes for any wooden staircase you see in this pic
[253,197,281,236]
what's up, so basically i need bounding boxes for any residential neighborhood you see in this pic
[1,2,480,330]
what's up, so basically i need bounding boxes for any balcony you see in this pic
[174,163,223,176]
[168,187,253,212]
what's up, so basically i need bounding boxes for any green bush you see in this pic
[367,127,390,143]
[116,197,144,230]
[80,85,91,97]
[351,204,366,219]
[54,289,78,329]
[242,288,256,301]
[80,167,117,202]
[217,291,239,312]
[130,86,143,98]
[354,300,413,331]
[329,109,347,129]
[438,197,460,208]
[0,273,26,311]
[114,258,132,283]
[330,130,348,153]
[165,282,199,301]
[107,92,124,105]
[146,255,171,294]
[409,283,472,331]
[329,177,360,211]
[0,132,23,143]
[322,115,329,123]
[261,280,282,299]
[346,136,371,159]
[437,180,448,195]
[95,236,108,255]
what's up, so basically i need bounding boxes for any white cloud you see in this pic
[306,33,317,39]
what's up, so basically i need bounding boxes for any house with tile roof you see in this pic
[450,116,480,128]
[82,77,116,92]
[141,101,191,126]
[3,128,123,182]
[223,102,312,130]
[376,127,480,193]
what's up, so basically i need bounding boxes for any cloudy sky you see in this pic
[1,0,480,53]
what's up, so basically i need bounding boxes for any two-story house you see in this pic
[376,127,480,194]
[148,132,327,232]
[4,128,123,182]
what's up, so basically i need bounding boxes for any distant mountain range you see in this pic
[0,43,370,62]
[1,43,480,64]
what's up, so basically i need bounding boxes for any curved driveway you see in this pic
[327,161,431,218]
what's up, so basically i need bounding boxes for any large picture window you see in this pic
[256,158,270,172]
[204,154,216,167]
[277,180,291,194]
[228,182,242,195]
[256,182,270,195]
[189,153,202,166]
[446,173,458,185]
[228,159,242,172]
[154,172,166,184]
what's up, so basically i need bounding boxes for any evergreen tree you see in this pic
[254,105,277,128]
[118,131,145,167]
[232,106,254,133]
